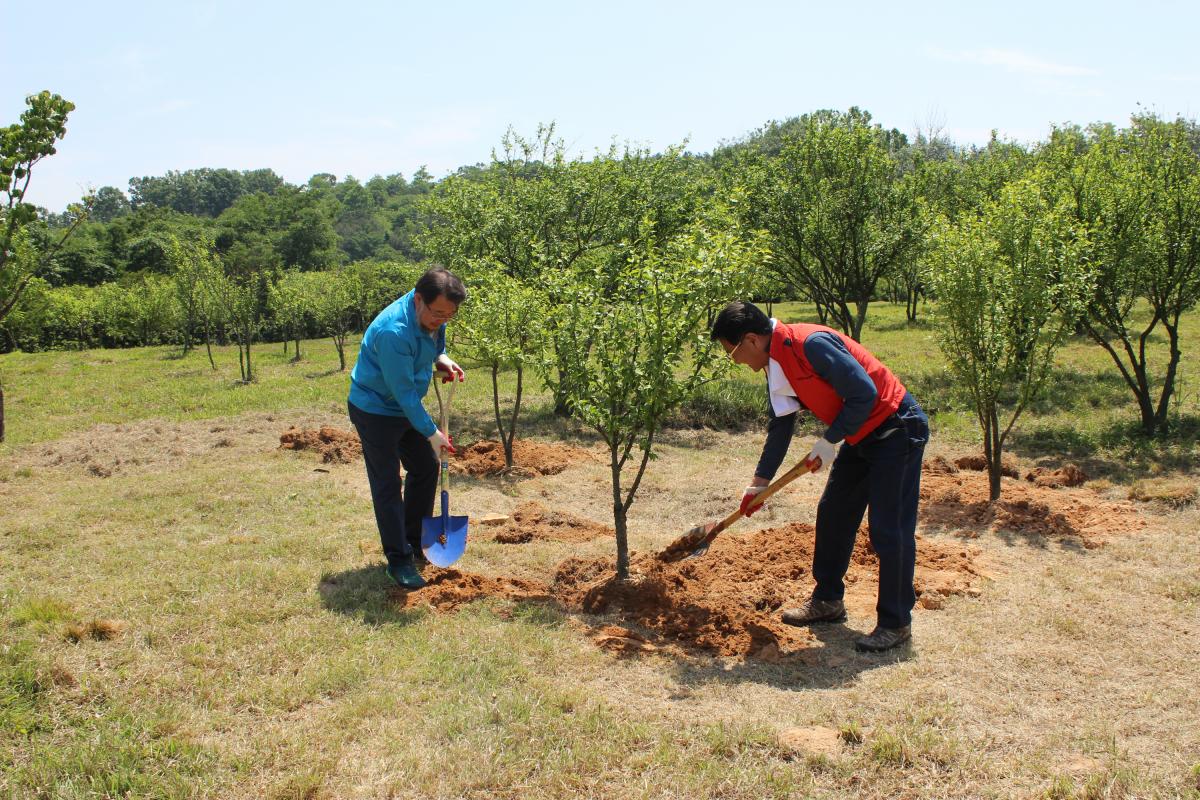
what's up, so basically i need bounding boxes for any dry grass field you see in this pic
[3,303,1199,798]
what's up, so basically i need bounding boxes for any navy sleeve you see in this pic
[803,332,878,443]
[755,402,797,481]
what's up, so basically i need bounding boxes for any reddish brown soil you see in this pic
[1025,464,1088,488]
[279,426,362,464]
[491,502,614,544]
[919,465,1142,546]
[278,428,589,478]
[955,454,1021,478]
[450,439,592,477]
[395,523,984,659]
[392,569,550,611]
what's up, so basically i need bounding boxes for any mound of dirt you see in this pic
[919,469,1142,546]
[393,569,550,611]
[923,455,960,475]
[451,439,591,478]
[396,523,984,659]
[1025,464,1088,488]
[491,502,614,544]
[954,454,1020,478]
[279,426,362,464]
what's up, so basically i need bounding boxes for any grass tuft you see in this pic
[1128,477,1198,507]
[63,618,126,642]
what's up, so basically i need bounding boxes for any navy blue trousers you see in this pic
[812,393,929,630]
[348,401,439,566]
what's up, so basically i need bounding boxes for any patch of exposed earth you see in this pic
[277,428,592,477]
[487,501,613,544]
[919,457,1143,547]
[394,522,985,660]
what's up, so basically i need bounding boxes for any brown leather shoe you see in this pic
[854,625,911,652]
[781,597,847,626]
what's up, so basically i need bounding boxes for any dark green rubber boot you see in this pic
[386,560,427,590]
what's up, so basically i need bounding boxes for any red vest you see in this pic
[769,322,907,445]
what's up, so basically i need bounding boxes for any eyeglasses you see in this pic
[726,335,748,362]
[420,298,458,323]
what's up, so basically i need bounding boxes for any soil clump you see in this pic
[277,429,589,478]
[490,501,614,544]
[279,426,362,464]
[392,569,550,611]
[1025,464,1088,488]
[450,439,592,478]
[954,453,1020,478]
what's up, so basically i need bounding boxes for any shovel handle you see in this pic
[697,456,820,544]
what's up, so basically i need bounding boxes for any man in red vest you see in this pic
[711,301,929,652]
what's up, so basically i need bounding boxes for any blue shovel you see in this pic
[421,378,469,567]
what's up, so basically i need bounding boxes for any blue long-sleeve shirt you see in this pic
[348,290,446,436]
[755,331,879,480]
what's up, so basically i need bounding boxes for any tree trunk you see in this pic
[334,335,346,371]
[983,408,1002,503]
[1152,320,1183,436]
[611,445,629,580]
[0,378,6,444]
[508,364,524,468]
[204,320,216,370]
[851,299,869,341]
[492,363,510,467]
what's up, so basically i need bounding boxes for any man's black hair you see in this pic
[414,266,467,305]
[710,300,771,343]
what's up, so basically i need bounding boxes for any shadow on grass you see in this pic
[318,564,428,627]
[305,368,345,379]
[525,599,903,691]
[1007,412,1200,482]
[871,316,934,333]
[668,621,911,691]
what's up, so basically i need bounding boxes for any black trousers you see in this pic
[347,401,439,566]
[811,392,929,629]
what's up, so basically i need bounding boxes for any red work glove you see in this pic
[428,429,456,456]
[739,485,767,518]
[436,358,465,383]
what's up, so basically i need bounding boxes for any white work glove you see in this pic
[428,429,455,458]
[739,484,768,518]
[805,436,840,472]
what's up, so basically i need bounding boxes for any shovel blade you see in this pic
[421,514,469,567]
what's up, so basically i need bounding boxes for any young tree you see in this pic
[220,240,276,382]
[167,233,218,355]
[1045,116,1200,436]
[1,91,87,442]
[543,211,761,579]
[924,175,1092,501]
[267,269,313,361]
[454,264,546,468]
[735,108,925,340]
[308,266,356,371]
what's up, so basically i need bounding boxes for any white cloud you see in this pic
[926,46,1099,78]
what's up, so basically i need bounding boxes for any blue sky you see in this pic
[5,0,1198,211]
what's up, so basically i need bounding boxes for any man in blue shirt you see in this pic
[348,267,467,589]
